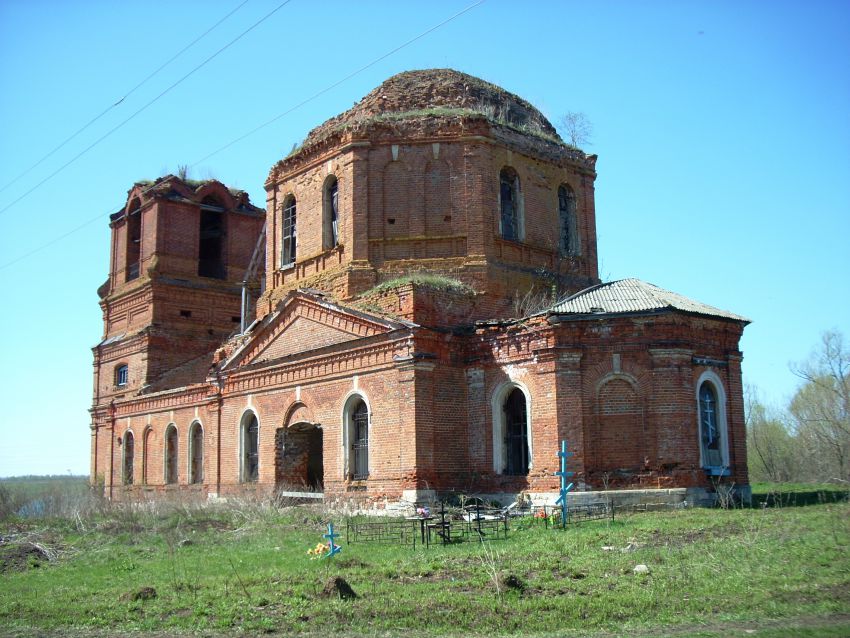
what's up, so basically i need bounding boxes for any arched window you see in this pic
[558,184,578,255]
[165,424,178,484]
[281,195,297,267]
[241,411,259,482]
[126,198,142,281]
[198,196,225,279]
[492,384,532,475]
[343,396,369,480]
[142,427,153,485]
[323,177,339,250]
[189,421,204,484]
[696,372,729,472]
[499,167,522,241]
[115,364,128,387]
[123,431,135,485]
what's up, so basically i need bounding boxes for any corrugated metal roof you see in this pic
[547,278,749,322]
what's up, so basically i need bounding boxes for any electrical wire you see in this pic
[0,0,485,272]
[0,0,294,218]
[0,0,251,197]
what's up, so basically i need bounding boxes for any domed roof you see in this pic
[303,69,563,147]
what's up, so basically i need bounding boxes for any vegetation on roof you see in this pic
[363,273,476,296]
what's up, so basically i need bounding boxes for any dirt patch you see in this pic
[119,586,157,602]
[0,543,52,573]
[320,576,357,600]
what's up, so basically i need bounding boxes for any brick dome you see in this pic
[303,69,563,147]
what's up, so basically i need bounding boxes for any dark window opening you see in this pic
[180,309,192,318]
[190,423,204,484]
[504,388,529,476]
[126,199,142,282]
[123,432,135,485]
[244,413,259,482]
[115,364,128,387]
[323,177,339,250]
[351,401,369,480]
[500,168,520,241]
[165,426,178,484]
[281,196,297,267]
[558,184,577,255]
[198,197,225,279]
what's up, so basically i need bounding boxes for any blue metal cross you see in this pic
[554,440,575,529]
[323,523,342,558]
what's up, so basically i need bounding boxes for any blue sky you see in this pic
[0,0,848,476]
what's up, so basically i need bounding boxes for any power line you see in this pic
[0,0,293,218]
[192,0,486,167]
[0,0,485,273]
[0,0,251,197]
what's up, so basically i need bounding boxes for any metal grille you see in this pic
[558,184,576,255]
[500,172,518,241]
[245,416,259,482]
[352,402,368,479]
[281,198,296,266]
[504,389,529,476]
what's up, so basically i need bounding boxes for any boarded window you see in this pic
[281,196,297,266]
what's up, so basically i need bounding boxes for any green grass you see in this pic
[1,498,848,637]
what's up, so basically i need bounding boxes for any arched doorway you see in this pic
[276,423,323,491]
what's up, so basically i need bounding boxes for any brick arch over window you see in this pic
[382,160,409,238]
[592,375,645,473]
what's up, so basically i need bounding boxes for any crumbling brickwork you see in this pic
[91,70,749,505]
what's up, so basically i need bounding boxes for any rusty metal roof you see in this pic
[547,278,749,323]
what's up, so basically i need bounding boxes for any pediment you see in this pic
[223,293,410,369]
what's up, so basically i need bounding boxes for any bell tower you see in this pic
[92,175,265,405]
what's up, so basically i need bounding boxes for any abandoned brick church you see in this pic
[90,69,749,506]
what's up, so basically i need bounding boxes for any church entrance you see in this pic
[275,423,323,491]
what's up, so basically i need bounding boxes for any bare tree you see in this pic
[789,331,850,483]
[559,112,593,148]
[745,385,796,482]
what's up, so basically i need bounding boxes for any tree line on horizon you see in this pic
[747,330,850,486]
